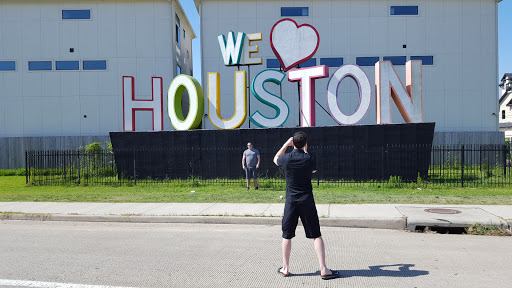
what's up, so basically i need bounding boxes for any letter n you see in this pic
[122,76,164,131]
[375,60,423,124]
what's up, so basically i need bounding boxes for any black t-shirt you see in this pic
[277,149,317,203]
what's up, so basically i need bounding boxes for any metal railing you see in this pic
[25,144,512,187]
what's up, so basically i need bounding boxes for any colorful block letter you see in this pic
[122,76,164,131]
[167,75,204,130]
[326,64,372,125]
[250,69,289,128]
[207,71,247,129]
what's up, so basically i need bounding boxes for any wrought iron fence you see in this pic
[25,144,512,187]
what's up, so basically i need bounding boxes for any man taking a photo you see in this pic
[273,131,339,280]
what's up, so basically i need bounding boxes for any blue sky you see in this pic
[180,0,512,88]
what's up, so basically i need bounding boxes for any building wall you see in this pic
[0,0,194,138]
[499,100,512,122]
[199,0,499,133]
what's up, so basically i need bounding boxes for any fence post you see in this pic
[77,149,81,185]
[504,145,507,177]
[381,146,385,180]
[133,151,137,186]
[461,145,464,188]
[25,151,28,184]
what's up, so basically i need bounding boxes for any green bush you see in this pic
[388,175,403,188]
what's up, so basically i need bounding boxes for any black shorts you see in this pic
[282,199,321,239]
[245,167,257,179]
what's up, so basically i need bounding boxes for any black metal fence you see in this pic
[25,144,512,187]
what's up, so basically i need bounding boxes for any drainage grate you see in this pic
[415,226,467,234]
[424,208,462,214]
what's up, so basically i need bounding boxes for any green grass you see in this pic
[465,223,512,236]
[1,176,512,204]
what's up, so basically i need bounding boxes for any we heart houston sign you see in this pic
[123,19,423,132]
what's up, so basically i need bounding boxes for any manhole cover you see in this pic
[424,208,462,214]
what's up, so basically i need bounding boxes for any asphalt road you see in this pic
[0,220,510,288]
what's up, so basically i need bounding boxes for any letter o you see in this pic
[167,75,204,130]
[326,64,372,125]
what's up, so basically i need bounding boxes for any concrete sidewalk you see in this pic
[0,202,511,231]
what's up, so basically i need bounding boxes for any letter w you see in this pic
[218,31,245,66]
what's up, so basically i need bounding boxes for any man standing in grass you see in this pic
[273,131,339,280]
[242,142,260,190]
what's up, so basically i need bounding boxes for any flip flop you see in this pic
[321,270,340,280]
[277,267,291,277]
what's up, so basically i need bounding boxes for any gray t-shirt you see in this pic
[243,149,260,168]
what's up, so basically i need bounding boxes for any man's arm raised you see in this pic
[273,137,293,166]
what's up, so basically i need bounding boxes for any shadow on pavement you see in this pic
[339,264,429,278]
[292,264,429,278]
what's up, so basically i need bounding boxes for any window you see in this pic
[56,61,79,70]
[503,110,506,120]
[320,58,343,67]
[83,60,107,70]
[176,14,181,47]
[187,50,189,59]
[267,59,281,69]
[356,57,379,66]
[281,7,309,17]
[183,29,186,39]
[28,61,52,71]
[410,56,434,65]
[383,56,406,65]
[506,83,511,91]
[62,10,91,19]
[0,61,15,71]
[301,58,316,67]
[177,64,181,75]
[390,6,418,15]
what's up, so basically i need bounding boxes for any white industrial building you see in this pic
[0,0,195,168]
[194,0,503,144]
[0,0,506,168]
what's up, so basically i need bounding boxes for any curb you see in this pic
[0,213,407,230]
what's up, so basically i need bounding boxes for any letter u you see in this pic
[207,71,247,129]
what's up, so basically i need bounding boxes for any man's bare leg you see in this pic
[281,238,292,275]
[254,178,258,189]
[314,237,333,276]
[246,179,250,189]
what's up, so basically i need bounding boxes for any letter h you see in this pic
[122,76,164,131]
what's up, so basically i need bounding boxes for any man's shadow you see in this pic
[294,264,429,278]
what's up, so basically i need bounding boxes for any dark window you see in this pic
[176,26,181,46]
[177,64,181,75]
[187,50,189,59]
[62,10,91,19]
[300,58,316,68]
[28,61,52,71]
[383,56,407,65]
[390,6,418,15]
[0,61,16,71]
[281,7,309,17]
[410,56,434,65]
[56,61,79,70]
[176,14,181,47]
[83,60,107,70]
[503,110,506,120]
[320,58,343,67]
[183,29,186,39]
[356,57,380,66]
[267,59,281,69]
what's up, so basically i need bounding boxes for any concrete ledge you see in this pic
[0,213,406,230]
[320,217,407,230]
